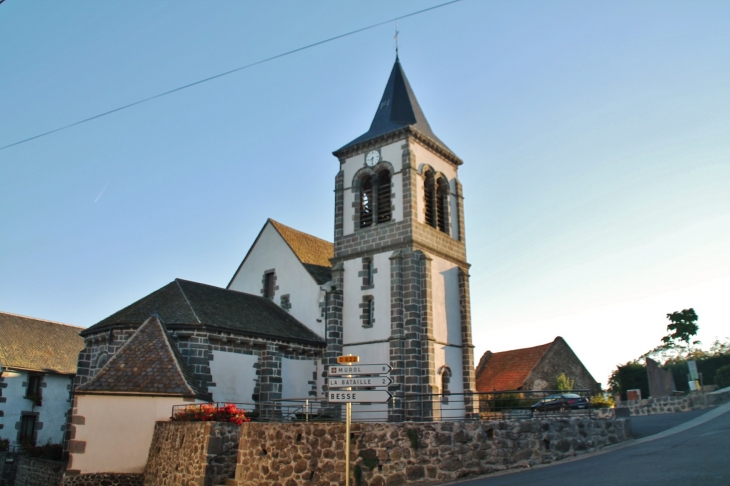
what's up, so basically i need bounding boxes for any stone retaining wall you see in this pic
[228,418,630,486]
[618,387,730,416]
[15,456,66,486]
[61,473,144,486]
[144,421,240,486]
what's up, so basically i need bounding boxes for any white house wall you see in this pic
[228,223,325,337]
[281,358,317,400]
[0,370,71,447]
[208,351,258,404]
[430,256,462,346]
[70,395,186,474]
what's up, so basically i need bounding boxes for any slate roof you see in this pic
[0,311,84,375]
[83,279,325,346]
[334,57,459,163]
[269,219,333,285]
[77,316,209,398]
[475,341,553,392]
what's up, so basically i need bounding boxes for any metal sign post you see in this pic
[330,355,392,486]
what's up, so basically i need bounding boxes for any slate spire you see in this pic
[335,57,452,155]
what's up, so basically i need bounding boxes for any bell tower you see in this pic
[325,57,477,421]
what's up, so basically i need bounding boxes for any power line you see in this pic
[0,0,463,152]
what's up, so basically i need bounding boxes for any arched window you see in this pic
[360,176,374,228]
[376,170,392,223]
[424,170,436,227]
[436,177,449,234]
[439,366,452,404]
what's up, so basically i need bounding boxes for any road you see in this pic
[453,404,730,486]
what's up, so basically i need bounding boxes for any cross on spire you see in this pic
[394,21,399,58]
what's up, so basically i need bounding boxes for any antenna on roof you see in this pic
[394,21,400,59]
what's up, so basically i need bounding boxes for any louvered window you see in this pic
[360,177,374,228]
[376,171,392,223]
[437,177,449,234]
[424,171,436,227]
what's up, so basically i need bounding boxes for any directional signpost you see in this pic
[330,355,391,486]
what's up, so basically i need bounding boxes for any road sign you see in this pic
[338,355,360,364]
[328,390,392,403]
[329,364,392,376]
[328,376,392,388]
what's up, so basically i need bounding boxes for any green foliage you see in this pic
[608,361,649,400]
[406,428,419,451]
[478,392,534,412]
[663,354,730,392]
[353,465,363,486]
[590,394,615,408]
[715,365,730,389]
[0,438,9,451]
[555,373,575,391]
[662,308,700,354]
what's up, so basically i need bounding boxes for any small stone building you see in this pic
[475,337,598,393]
[0,311,84,448]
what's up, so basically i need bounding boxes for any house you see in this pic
[0,311,84,448]
[475,337,598,393]
[74,56,478,424]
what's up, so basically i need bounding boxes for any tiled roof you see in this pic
[0,311,84,375]
[475,341,553,392]
[269,219,333,284]
[83,279,325,346]
[77,316,209,398]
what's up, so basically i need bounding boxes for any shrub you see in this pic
[171,403,250,425]
[590,394,615,408]
[24,442,63,461]
[715,365,730,389]
[555,373,575,391]
[0,438,9,452]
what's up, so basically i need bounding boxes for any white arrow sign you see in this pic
[328,390,392,403]
[329,364,392,376]
[328,376,392,388]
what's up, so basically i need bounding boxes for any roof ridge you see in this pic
[490,341,552,356]
[157,318,200,397]
[0,311,83,330]
[269,219,333,246]
[175,279,201,324]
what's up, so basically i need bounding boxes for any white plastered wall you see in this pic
[208,351,258,404]
[71,395,190,474]
[281,358,317,400]
[0,371,72,447]
[434,344,465,419]
[430,256,462,346]
[342,139,405,237]
[343,251,393,346]
[228,222,325,337]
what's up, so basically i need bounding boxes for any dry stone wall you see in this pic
[61,473,144,486]
[618,387,730,416]
[144,421,240,486]
[228,418,630,486]
[14,456,66,486]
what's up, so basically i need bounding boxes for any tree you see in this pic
[555,373,575,391]
[662,308,700,356]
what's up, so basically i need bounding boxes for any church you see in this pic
[72,57,477,438]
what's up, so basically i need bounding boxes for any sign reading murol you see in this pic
[328,364,392,376]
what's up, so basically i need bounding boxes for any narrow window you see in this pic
[424,171,436,227]
[361,296,374,327]
[362,258,374,287]
[264,272,275,299]
[436,177,449,234]
[360,177,374,228]
[26,375,41,399]
[367,260,374,286]
[440,367,452,404]
[376,171,392,223]
[20,415,36,443]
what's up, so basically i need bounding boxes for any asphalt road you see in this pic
[453,404,730,486]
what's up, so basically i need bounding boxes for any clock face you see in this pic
[365,150,380,167]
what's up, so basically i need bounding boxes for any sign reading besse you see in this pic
[328,390,392,403]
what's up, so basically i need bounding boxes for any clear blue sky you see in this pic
[2,1,729,386]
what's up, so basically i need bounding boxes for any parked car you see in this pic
[531,393,589,412]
